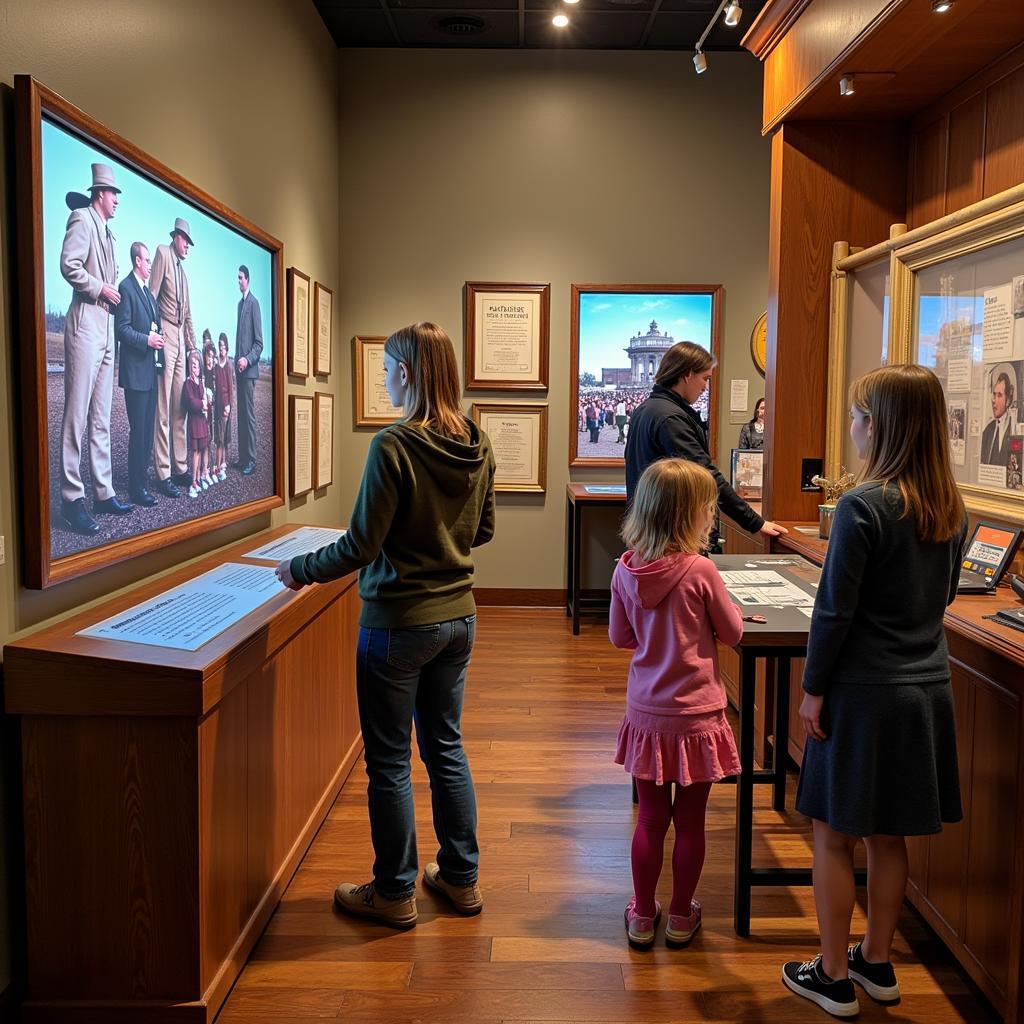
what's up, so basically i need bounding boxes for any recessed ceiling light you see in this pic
[562,0,580,5]
[723,1,742,27]
[931,0,953,10]
[552,13,569,26]
[693,50,707,74]
[839,74,855,96]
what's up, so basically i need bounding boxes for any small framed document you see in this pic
[289,394,314,497]
[471,402,548,493]
[353,335,400,426]
[287,267,310,378]
[464,282,550,391]
[730,448,763,500]
[314,281,333,377]
[314,391,334,490]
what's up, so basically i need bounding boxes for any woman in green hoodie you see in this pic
[276,322,496,929]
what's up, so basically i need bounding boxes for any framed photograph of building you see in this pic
[470,402,548,493]
[314,281,332,377]
[287,267,310,378]
[14,76,284,589]
[314,391,334,490]
[464,281,550,390]
[569,284,723,468]
[730,448,764,499]
[289,394,313,497]
[353,335,400,427]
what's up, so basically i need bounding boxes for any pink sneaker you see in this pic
[624,897,661,949]
[665,898,702,948]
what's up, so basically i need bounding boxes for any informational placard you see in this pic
[244,526,347,562]
[584,485,626,495]
[983,285,1014,361]
[290,395,313,496]
[730,379,749,412]
[77,564,285,651]
[474,292,541,381]
[472,402,547,492]
[720,569,815,607]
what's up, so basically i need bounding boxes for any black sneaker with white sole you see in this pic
[782,955,860,1018]
[848,942,900,1004]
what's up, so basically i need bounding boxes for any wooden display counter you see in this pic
[773,522,1024,1022]
[2,525,363,1023]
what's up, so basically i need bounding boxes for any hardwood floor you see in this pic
[217,608,997,1023]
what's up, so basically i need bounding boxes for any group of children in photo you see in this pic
[183,330,235,499]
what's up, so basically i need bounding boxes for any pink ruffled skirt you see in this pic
[615,707,740,786]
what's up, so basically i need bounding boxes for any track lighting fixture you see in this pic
[693,50,708,74]
[723,1,741,27]
[839,75,855,96]
[552,12,569,26]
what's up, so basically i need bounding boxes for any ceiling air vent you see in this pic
[437,14,487,33]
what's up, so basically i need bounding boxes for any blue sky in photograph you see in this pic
[42,118,272,358]
[578,292,713,379]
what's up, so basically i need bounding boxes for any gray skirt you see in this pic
[795,680,962,837]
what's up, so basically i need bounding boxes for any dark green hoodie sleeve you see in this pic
[290,432,402,585]
[472,441,496,548]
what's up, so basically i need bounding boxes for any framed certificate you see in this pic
[470,402,548,493]
[314,281,332,377]
[353,335,400,426]
[464,281,550,390]
[289,394,314,497]
[314,391,334,490]
[287,267,310,378]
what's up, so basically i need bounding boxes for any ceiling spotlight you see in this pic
[839,74,856,96]
[693,50,707,74]
[931,0,953,10]
[562,0,580,5]
[723,1,741,27]
[552,12,569,26]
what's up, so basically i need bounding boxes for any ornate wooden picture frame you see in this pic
[464,281,550,391]
[470,402,548,493]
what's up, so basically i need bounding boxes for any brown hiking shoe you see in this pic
[333,881,417,929]
[423,862,483,915]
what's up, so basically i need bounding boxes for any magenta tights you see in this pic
[631,778,713,917]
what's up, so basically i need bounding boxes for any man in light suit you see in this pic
[980,371,1015,467]
[234,264,263,476]
[58,163,135,534]
[115,242,164,507]
[149,217,197,496]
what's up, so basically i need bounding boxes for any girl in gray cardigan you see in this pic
[782,365,966,1019]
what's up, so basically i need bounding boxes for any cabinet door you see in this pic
[963,675,1020,1000]
[922,667,974,935]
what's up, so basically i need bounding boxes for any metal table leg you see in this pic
[773,655,792,812]
[733,648,756,936]
[571,500,583,635]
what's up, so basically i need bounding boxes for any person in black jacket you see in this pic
[625,342,786,544]
[115,241,164,507]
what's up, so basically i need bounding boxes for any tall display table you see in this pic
[3,525,363,1023]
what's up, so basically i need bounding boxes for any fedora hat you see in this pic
[65,162,121,209]
[170,217,195,246]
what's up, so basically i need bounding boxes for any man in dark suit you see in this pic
[115,242,164,506]
[234,264,263,476]
[980,371,1015,467]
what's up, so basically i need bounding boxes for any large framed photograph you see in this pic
[730,448,764,500]
[314,391,334,490]
[14,76,284,589]
[289,394,313,498]
[470,402,548,493]
[464,281,550,390]
[570,284,723,467]
[353,335,400,427]
[314,281,332,377]
[287,268,310,378]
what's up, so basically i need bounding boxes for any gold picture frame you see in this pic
[750,311,767,377]
[464,281,550,391]
[470,402,548,493]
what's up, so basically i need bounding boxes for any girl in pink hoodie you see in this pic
[611,458,743,949]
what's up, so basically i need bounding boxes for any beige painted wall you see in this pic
[336,48,770,591]
[0,0,342,997]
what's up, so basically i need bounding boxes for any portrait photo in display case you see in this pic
[15,77,284,588]
[569,284,722,468]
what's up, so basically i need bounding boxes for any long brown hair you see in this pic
[384,322,467,439]
[621,459,718,560]
[655,341,716,389]
[850,364,964,543]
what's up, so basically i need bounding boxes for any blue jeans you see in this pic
[356,616,479,899]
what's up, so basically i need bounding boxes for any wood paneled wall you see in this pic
[908,44,1024,228]
[765,121,907,522]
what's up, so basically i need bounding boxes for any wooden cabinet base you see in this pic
[4,527,363,1024]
